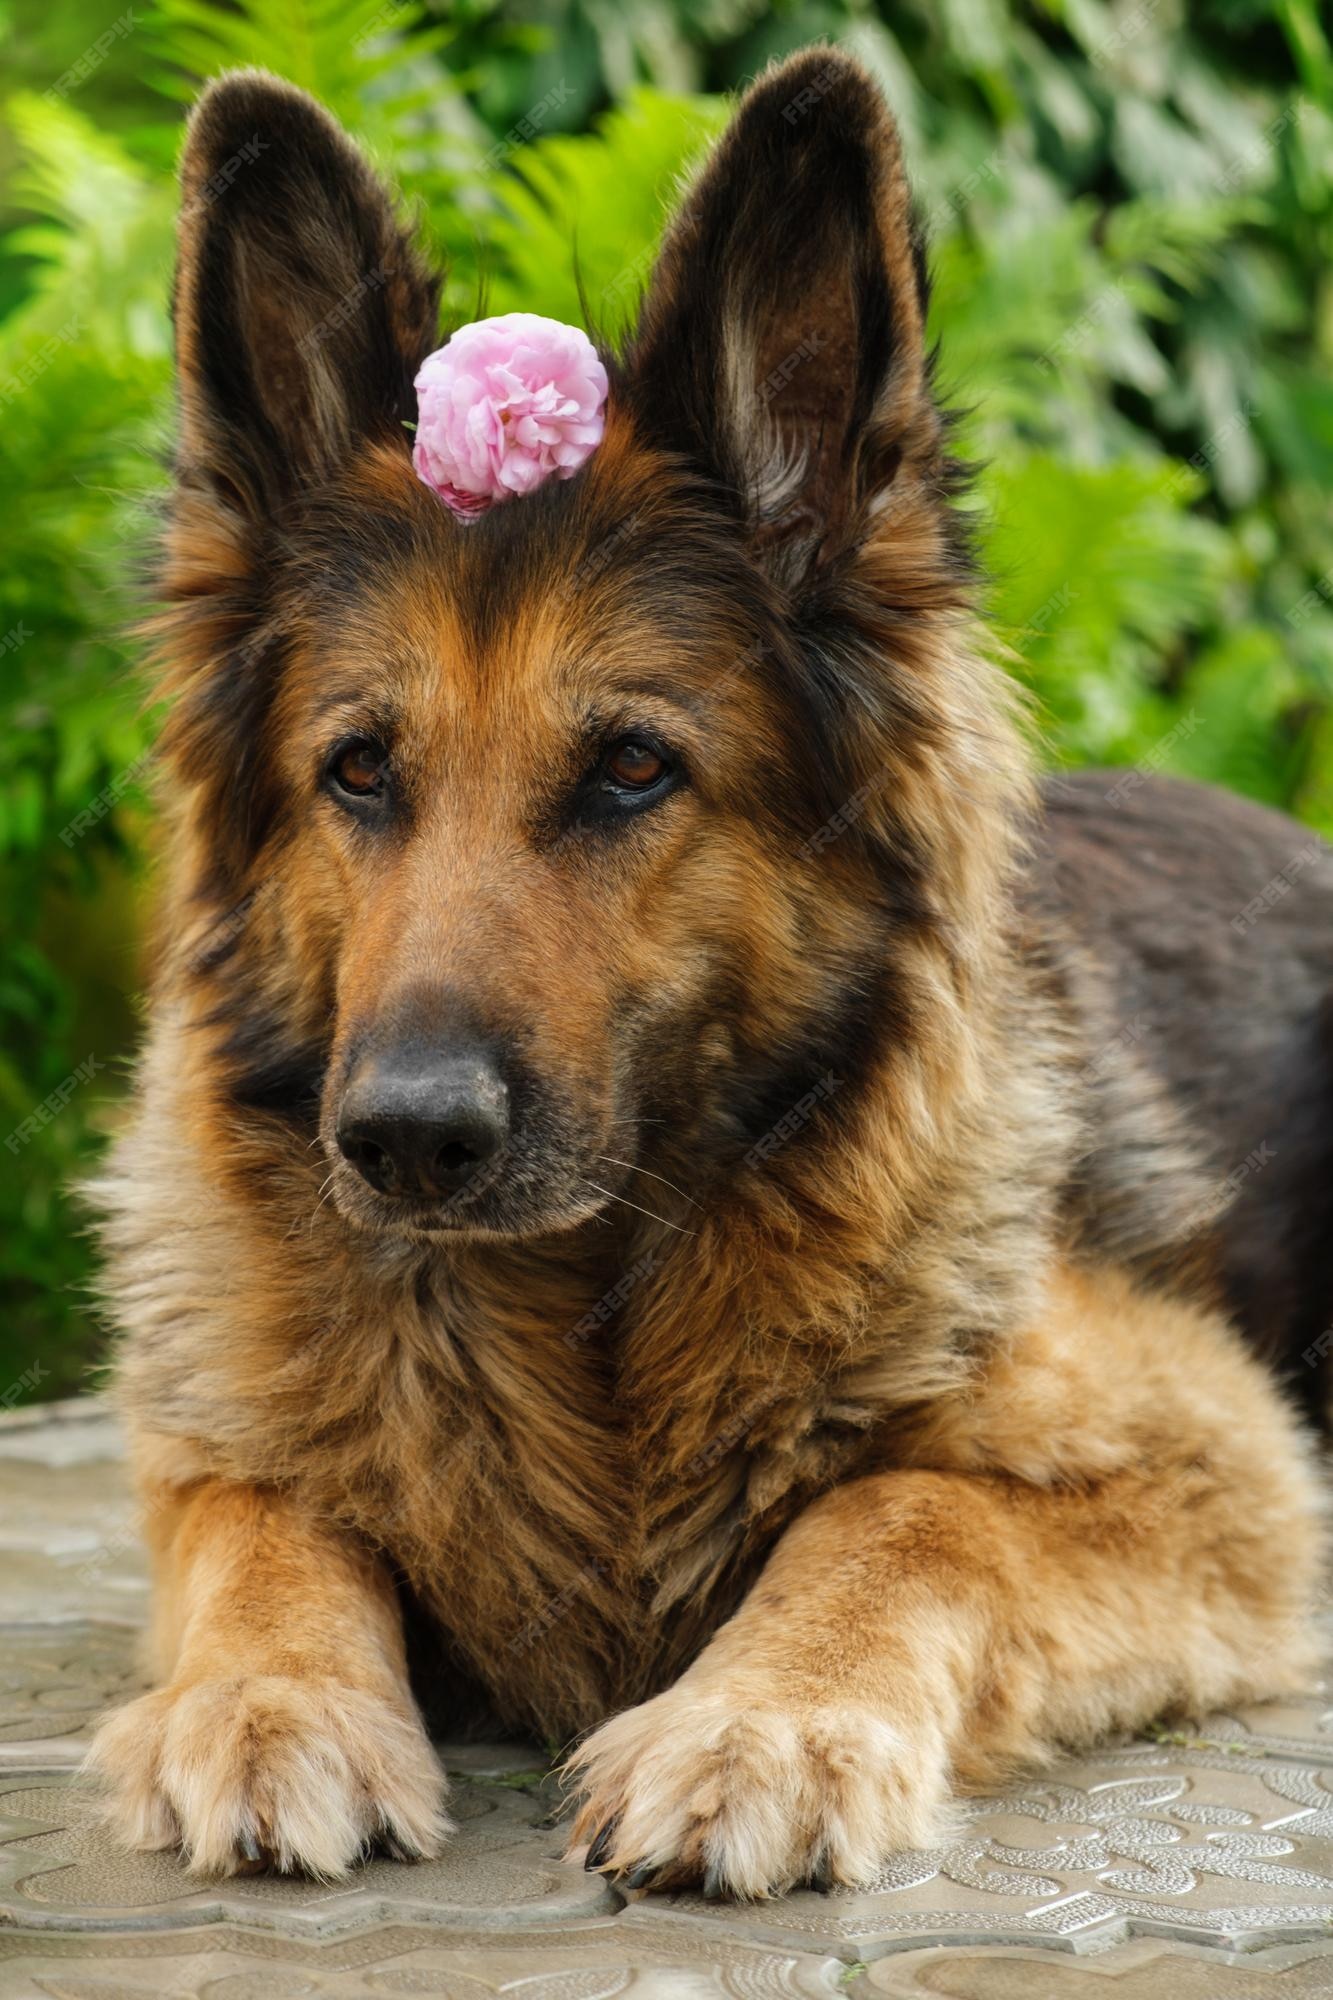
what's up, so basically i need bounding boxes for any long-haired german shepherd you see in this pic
[86,48,1333,1896]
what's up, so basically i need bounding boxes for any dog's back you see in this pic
[1033,767,1333,1410]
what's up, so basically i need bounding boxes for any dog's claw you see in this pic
[236,1828,264,1866]
[584,1819,617,1871]
[810,1848,833,1893]
[622,1860,656,1890]
[702,1861,725,1899]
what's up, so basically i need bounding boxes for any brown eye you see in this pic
[327,736,388,800]
[605,739,668,790]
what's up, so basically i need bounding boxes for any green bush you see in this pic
[2,0,1330,1401]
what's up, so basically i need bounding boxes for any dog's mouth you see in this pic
[315,1039,640,1242]
[320,1137,629,1243]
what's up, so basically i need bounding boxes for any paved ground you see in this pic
[2,1403,1333,1997]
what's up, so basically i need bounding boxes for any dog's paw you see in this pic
[84,1674,452,1879]
[566,1680,954,1897]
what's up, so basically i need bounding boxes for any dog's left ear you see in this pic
[626,50,941,585]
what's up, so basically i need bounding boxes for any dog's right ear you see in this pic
[174,70,441,516]
[157,76,441,887]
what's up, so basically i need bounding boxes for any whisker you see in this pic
[597,1156,702,1210]
[582,1180,697,1237]
[308,1172,339,1231]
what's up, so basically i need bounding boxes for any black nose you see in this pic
[336,1045,509,1200]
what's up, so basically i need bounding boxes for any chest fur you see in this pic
[206,1235,887,1734]
[110,1087,980,1736]
[339,1308,876,1733]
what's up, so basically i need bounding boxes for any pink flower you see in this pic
[412,313,609,521]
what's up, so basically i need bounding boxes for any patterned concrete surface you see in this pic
[2,1402,1332,1997]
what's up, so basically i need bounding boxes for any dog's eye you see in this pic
[565,732,681,839]
[326,736,388,800]
[604,739,669,792]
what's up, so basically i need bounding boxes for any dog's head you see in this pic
[159,52,1020,1242]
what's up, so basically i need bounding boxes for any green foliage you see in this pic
[476,89,729,329]
[1,0,1330,1400]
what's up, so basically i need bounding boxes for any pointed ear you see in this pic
[626,50,941,584]
[174,70,441,513]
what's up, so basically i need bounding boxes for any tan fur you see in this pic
[568,1263,1320,1893]
[85,1471,449,1876]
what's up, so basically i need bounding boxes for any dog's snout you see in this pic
[336,1046,509,1200]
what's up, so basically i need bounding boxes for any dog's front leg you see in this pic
[85,1467,449,1877]
[570,1268,1322,1896]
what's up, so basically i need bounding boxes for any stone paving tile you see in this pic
[617,1751,1333,1958]
[4,1401,1333,1992]
[0,1626,147,1769]
[0,1923,849,1997]
[2,1938,1332,2000]
[862,1939,1333,1995]
[1159,1699,1333,1768]
[0,1771,617,1935]
[0,1403,144,1627]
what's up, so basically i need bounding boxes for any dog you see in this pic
[85,47,1333,1896]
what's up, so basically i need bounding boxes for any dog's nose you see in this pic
[336,1046,509,1200]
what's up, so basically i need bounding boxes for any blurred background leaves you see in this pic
[1,0,1330,1398]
